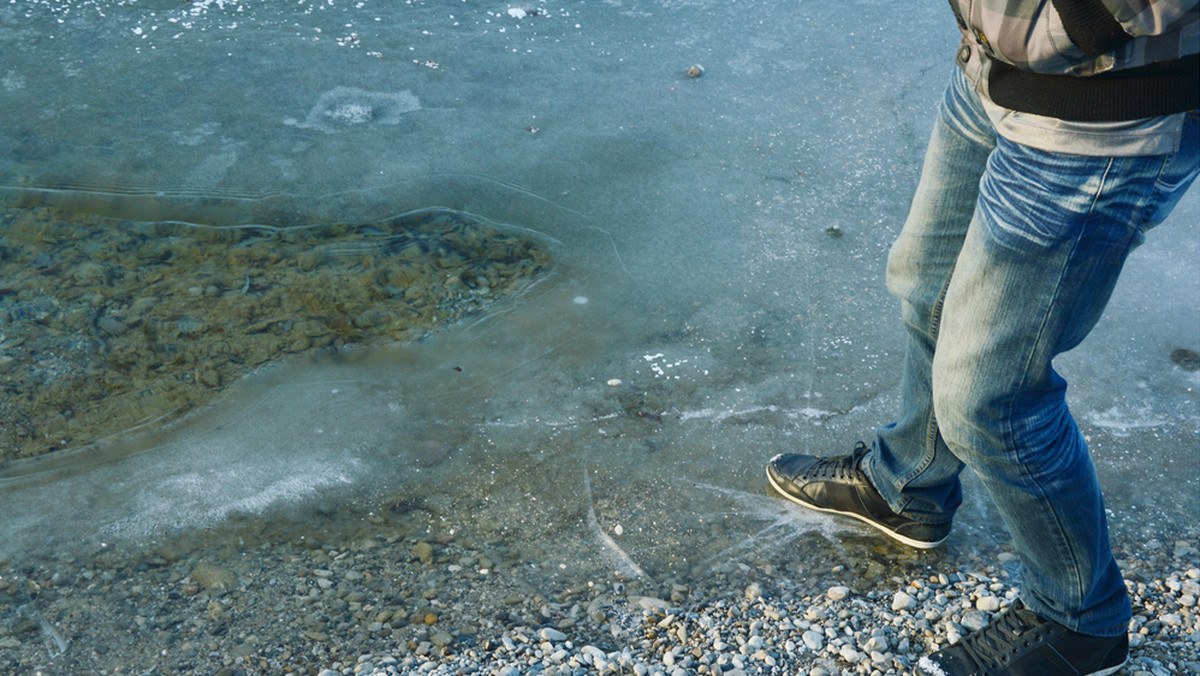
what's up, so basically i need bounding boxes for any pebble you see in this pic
[891,591,917,612]
[976,595,1000,612]
[827,585,850,601]
[189,561,238,595]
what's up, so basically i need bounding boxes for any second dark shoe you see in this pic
[916,599,1128,676]
[765,442,950,549]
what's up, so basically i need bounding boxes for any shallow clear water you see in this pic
[1,0,1197,623]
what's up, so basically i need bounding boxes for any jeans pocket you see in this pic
[1143,116,1200,232]
[979,138,1108,250]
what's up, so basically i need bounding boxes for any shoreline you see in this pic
[1,500,1195,676]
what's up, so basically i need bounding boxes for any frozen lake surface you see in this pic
[0,0,1197,660]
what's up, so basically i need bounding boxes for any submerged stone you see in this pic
[1171,348,1200,371]
[190,562,238,595]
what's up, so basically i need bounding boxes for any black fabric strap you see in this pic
[1051,0,1133,55]
[989,54,1200,122]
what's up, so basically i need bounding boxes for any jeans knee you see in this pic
[886,234,937,328]
[930,357,994,459]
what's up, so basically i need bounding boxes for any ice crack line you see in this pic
[583,467,650,583]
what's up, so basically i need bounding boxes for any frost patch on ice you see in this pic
[184,143,243,189]
[642,352,695,379]
[103,456,360,541]
[1085,406,1168,437]
[187,0,242,17]
[288,86,421,133]
[2,71,25,91]
[172,121,221,146]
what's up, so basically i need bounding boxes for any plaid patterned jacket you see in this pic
[948,0,1198,119]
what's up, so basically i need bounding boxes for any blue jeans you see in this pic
[864,67,1200,636]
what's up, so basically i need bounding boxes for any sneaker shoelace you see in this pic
[958,602,1051,670]
[806,441,872,481]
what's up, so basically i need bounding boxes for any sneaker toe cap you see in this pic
[766,453,821,481]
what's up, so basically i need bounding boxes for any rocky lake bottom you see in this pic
[0,206,551,464]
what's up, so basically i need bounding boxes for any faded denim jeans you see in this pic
[864,67,1200,636]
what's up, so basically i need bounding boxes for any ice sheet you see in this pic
[1,0,1196,581]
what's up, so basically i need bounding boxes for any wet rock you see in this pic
[96,315,128,335]
[190,562,238,595]
[72,262,110,286]
[196,369,221,387]
[1172,348,1200,371]
[413,541,434,566]
[410,440,454,468]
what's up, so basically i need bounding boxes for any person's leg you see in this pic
[863,67,995,525]
[765,68,994,549]
[925,112,1200,636]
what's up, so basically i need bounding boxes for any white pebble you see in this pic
[976,596,1000,612]
[892,591,917,612]
[839,645,864,662]
[827,585,850,600]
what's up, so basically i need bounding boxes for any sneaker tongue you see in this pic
[1012,607,1044,633]
[1009,600,1047,629]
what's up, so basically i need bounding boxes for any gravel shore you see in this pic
[1,496,1196,676]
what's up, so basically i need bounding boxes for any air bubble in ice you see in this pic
[288,86,421,133]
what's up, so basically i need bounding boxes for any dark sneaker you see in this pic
[917,599,1128,676]
[765,442,949,549]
